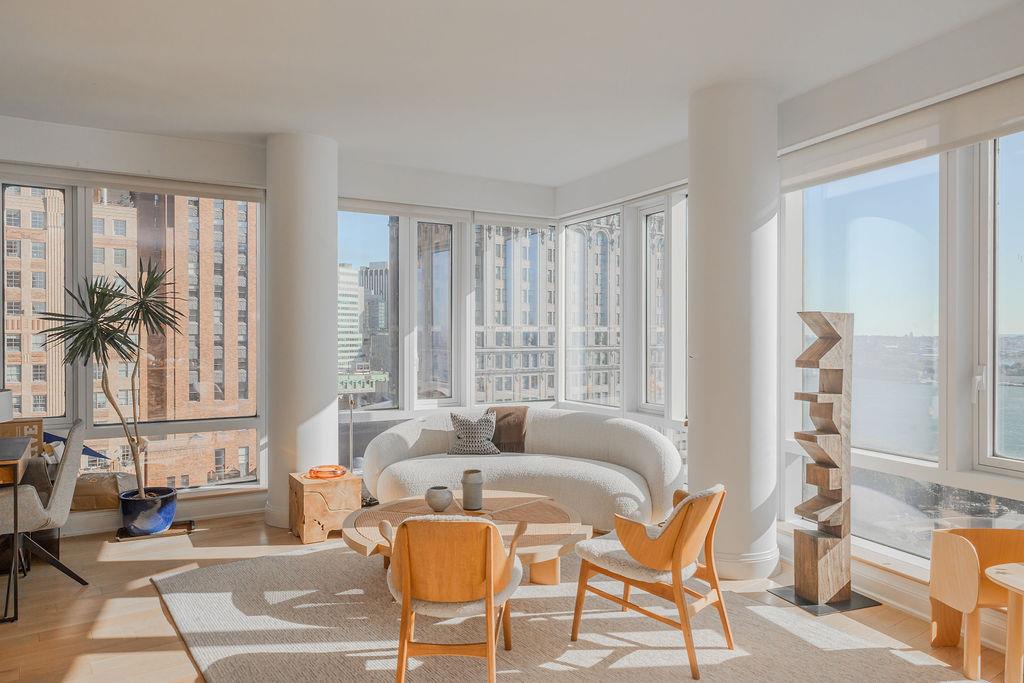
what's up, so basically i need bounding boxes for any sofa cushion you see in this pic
[376,453,652,530]
[448,412,500,455]
[487,405,528,452]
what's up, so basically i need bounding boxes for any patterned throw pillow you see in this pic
[448,412,500,455]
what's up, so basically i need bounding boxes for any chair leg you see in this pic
[712,586,735,650]
[17,548,28,578]
[21,536,87,586]
[485,598,497,683]
[396,606,412,683]
[502,601,513,651]
[673,579,701,680]
[963,608,981,680]
[571,560,591,641]
[929,598,962,648]
[621,583,631,611]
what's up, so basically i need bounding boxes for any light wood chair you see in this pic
[571,484,733,680]
[380,515,527,683]
[930,527,1024,679]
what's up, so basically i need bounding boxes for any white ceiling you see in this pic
[0,0,1013,186]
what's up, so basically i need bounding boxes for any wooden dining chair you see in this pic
[571,484,733,680]
[930,527,1024,679]
[380,515,527,683]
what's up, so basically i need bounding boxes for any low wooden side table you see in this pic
[288,472,362,544]
[987,563,1024,682]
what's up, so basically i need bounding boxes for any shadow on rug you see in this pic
[153,546,967,681]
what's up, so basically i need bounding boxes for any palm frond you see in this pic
[116,258,184,337]
[39,278,138,367]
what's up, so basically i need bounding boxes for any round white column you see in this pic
[687,82,779,579]
[265,132,340,528]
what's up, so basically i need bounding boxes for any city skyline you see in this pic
[3,185,259,488]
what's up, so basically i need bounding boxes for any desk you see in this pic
[0,436,32,624]
[986,563,1024,682]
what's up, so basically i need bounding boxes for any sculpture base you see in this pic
[767,585,880,616]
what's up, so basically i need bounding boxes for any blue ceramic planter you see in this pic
[119,487,177,536]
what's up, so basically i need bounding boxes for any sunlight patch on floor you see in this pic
[746,604,898,651]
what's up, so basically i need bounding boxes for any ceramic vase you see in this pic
[462,469,484,511]
[425,485,453,512]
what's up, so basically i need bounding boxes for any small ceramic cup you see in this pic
[425,485,453,512]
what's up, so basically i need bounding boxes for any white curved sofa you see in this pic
[363,408,684,530]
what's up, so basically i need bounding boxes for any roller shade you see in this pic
[781,74,1024,191]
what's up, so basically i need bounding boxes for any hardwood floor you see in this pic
[0,513,1009,682]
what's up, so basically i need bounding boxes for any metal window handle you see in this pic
[972,368,986,404]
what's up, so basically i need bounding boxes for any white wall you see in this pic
[340,157,554,217]
[555,140,688,218]
[0,114,557,217]
[0,114,267,189]
[778,2,1024,152]
[554,2,1024,217]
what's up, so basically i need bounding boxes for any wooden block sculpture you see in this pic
[289,472,362,544]
[793,311,853,604]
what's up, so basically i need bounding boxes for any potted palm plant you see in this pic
[42,259,183,536]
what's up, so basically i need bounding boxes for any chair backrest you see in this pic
[45,419,84,527]
[931,527,1024,609]
[391,515,509,603]
[671,486,726,569]
[616,484,725,572]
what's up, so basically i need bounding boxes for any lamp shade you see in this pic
[0,389,13,423]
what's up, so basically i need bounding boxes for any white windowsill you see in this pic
[783,437,1024,503]
[175,483,267,500]
[778,519,929,584]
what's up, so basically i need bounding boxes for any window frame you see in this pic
[469,219,559,406]
[979,137,1024,475]
[626,197,671,415]
[0,164,267,494]
[335,208,402,411]
[557,206,625,412]
[779,140,1024,536]
[408,215,463,409]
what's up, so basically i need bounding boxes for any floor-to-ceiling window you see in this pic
[803,156,941,461]
[337,211,400,409]
[564,213,622,406]
[473,223,556,403]
[644,209,667,407]
[83,187,261,488]
[1,175,264,492]
[789,138,1024,559]
[416,221,453,400]
[994,130,1024,462]
[2,184,65,419]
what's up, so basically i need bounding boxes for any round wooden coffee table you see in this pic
[342,490,592,585]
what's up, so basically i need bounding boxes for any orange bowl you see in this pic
[307,465,347,479]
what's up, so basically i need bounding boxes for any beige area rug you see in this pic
[153,546,968,682]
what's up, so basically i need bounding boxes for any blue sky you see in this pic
[804,156,941,337]
[805,131,1024,336]
[997,131,1024,335]
[338,211,390,267]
